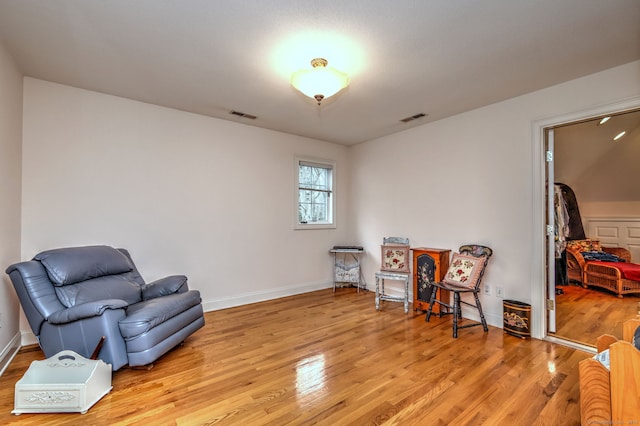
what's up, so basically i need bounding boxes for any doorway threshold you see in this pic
[545,334,596,354]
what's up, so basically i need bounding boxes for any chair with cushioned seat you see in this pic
[425,244,492,338]
[375,237,411,313]
[6,245,205,370]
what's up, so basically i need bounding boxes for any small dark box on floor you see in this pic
[503,300,531,339]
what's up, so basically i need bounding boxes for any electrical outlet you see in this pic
[496,286,504,298]
[483,284,491,295]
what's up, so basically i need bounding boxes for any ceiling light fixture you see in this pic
[613,131,626,141]
[290,58,349,105]
[598,116,611,125]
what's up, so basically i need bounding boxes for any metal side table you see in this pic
[329,247,365,291]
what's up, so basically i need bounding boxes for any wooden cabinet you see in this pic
[411,248,450,313]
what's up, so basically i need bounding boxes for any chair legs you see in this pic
[375,273,409,313]
[403,278,409,313]
[426,284,452,322]
[425,284,438,322]
[474,293,489,332]
[426,287,488,338]
[375,275,380,310]
[452,292,460,338]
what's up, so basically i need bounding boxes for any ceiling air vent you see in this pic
[400,113,427,123]
[230,110,257,120]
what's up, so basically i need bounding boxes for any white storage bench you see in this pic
[13,350,112,415]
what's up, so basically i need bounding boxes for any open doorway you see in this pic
[543,106,640,347]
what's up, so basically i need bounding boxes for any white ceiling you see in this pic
[555,109,640,203]
[1,0,639,145]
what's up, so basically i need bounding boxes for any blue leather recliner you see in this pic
[6,245,205,371]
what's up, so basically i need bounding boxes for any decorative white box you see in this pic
[13,350,112,415]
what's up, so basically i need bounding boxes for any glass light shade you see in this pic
[291,59,349,104]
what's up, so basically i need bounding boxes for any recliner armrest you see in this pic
[47,299,129,324]
[142,275,188,300]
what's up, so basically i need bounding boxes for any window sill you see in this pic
[294,222,336,230]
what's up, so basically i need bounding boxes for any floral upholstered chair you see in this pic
[425,244,493,338]
[375,237,411,313]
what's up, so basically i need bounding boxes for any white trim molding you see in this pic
[532,96,640,342]
[202,280,333,312]
[0,332,22,377]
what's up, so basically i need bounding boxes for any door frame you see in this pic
[546,128,556,334]
[531,96,640,343]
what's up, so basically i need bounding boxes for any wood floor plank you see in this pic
[555,283,640,344]
[0,289,591,425]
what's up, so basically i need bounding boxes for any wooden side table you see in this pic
[411,247,451,314]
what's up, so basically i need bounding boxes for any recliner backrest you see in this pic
[34,245,145,308]
[5,245,149,338]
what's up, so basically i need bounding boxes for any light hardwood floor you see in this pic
[0,289,591,425]
[554,283,640,345]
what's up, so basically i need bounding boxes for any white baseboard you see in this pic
[459,308,503,329]
[202,280,333,312]
[0,332,22,377]
[362,285,504,328]
[21,330,38,346]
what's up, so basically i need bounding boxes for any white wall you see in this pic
[349,61,640,338]
[14,61,640,347]
[22,78,350,318]
[580,202,640,218]
[0,41,23,371]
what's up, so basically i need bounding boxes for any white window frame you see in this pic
[294,156,336,230]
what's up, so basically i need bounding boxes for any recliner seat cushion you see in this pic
[54,275,142,308]
[118,291,202,339]
[124,305,204,355]
[35,245,134,285]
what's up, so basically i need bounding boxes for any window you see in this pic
[295,158,335,229]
